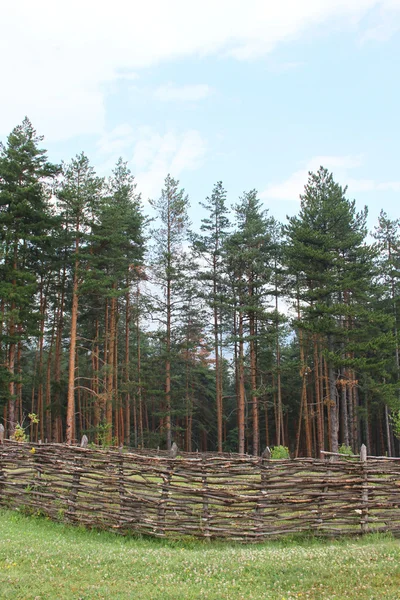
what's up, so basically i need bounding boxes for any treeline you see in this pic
[1,118,399,456]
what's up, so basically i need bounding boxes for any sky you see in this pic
[1,0,400,229]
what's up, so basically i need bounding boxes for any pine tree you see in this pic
[0,118,58,435]
[192,182,230,452]
[285,167,373,453]
[88,158,145,444]
[56,153,103,444]
[150,175,190,450]
[225,190,274,454]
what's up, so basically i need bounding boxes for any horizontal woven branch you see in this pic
[1,441,400,541]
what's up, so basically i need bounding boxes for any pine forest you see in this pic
[2,117,400,458]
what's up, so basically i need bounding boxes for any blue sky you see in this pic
[2,0,400,230]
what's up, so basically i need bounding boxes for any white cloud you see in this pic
[262,154,400,201]
[97,124,136,156]
[132,128,207,200]
[95,124,206,199]
[1,1,400,141]
[347,179,400,192]
[262,155,363,201]
[154,83,212,102]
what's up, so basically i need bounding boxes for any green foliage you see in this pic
[94,422,118,448]
[338,444,354,456]
[270,445,290,459]
[11,413,39,442]
[390,410,400,440]
[1,118,400,459]
[11,423,28,442]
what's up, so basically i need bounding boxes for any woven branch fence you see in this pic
[1,439,400,541]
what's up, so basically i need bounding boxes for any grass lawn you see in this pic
[1,510,400,599]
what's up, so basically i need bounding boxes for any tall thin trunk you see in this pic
[165,257,172,451]
[125,289,131,446]
[53,265,66,443]
[352,377,359,453]
[45,317,56,442]
[385,403,392,457]
[340,371,349,447]
[327,339,339,453]
[297,295,311,456]
[250,314,258,455]
[7,244,18,437]
[238,308,245,454]
[214,254,223,453]
[275,285,283,449]
[137,282,143,448]
[92,319,100,442]
[313,335,323,453]
[365,391,371,453]
[16,337,23,427]
[106,291,117,444]
[66,232,80,444]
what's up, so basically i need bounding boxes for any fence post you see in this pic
[360,444,368,534]
[158,462,172,536]
[0,424,4,444]
[202,455,210,539]
[67,453,81,520]
[0,438,4,504]
[80,435,88,448]
[32,445,43,505]
[317,452,333,530]
[118,448,126,528]
[260,447,271,498]
[255,447,270,535]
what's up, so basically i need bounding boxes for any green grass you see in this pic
[1,510,400,599]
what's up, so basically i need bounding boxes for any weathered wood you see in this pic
[202,456,210,539]
[0,424,4,444]
[0,444,4,502]
[169,442,178,459]
[262,446,271,460]
[67,455,81,519]
[158,464,173,536]
[1,441,400,541]
[360,444,369,533]
[81,435,88,448]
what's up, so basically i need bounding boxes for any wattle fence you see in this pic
[1,439,400,541]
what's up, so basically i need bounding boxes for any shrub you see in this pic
[11,413,39,443]
[338,444,353,456]
[270,445,290,459]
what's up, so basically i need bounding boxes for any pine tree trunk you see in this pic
[238,309,245,454]
[385,403,392,457]
[7,313,16,437]
[213,257,223,453]
[66,242,80,445]
[7,244,18,437]
[352,378,359,453]
[137,282,143,448]
[276,291,284,449]
[165,268,172,451]
[340,370,349,447]
[53,266,66,443]
[327,341,339,453]
[313,335,324,454]
[250,316,258,455]
[16,336,23,427]
[106,291,117,444]
[92,319,100,443]
[298,314,311,455]
[125,289,131,446]
[45,317,56,441]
